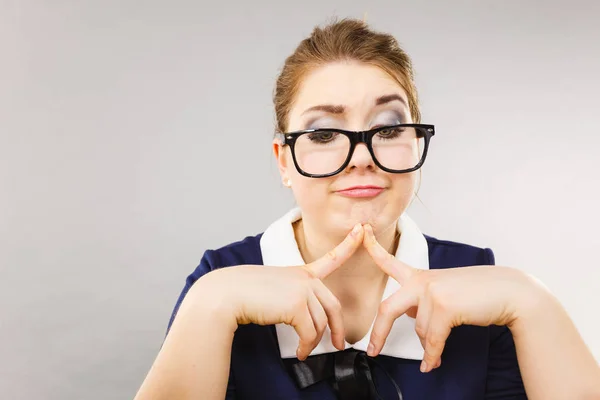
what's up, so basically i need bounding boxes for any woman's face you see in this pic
[274,61,418,235]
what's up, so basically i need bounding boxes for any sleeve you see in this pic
[483,248,528,399]
[164,249,238,399]
[165,250,214,336]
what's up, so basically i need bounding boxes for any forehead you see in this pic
[290,61,407,116]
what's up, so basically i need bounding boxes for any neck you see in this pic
[293,217,399,307]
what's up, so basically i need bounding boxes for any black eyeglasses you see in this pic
[276,123,435,178]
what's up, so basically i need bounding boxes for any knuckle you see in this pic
[326,250,337,262]
[297,343,309,357]
[300,266,317,280]
[378,300,395,316]
[415,270,431,287]
[370,330,383,345]
[415,323,427,339]
[424,281,445,305]
[305,329,318,344]
[422,276,436,293]
[425,334,442,352]
[424,348,439,364]
[292,303,306,317]
[346,231,358,244]
[316,316,327,332]
[434,299,448,314]
[291,293,307,310]
[332,298,342,313]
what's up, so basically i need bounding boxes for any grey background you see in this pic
[2,0,599,399]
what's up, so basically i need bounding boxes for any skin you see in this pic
[134,62,600,400]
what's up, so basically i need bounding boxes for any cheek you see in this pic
[292,178,330,208]
[389,173,418,202]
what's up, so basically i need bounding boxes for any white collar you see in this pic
[260,207,429,360]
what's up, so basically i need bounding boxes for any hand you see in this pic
[362,224,539,373]
[196,223,365,360]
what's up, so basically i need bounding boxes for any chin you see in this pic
[330,200,397,233]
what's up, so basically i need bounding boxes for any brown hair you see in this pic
[273,18,421,134]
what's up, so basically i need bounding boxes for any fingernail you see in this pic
[420,360,428,373]
[367,342,375,356]
[352,223,361,235]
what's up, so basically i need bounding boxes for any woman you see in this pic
[134,19,600,399]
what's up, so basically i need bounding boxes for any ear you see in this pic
[272,137,290,182]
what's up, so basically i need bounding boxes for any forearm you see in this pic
[509,288,600,400]
[135,280,237,400]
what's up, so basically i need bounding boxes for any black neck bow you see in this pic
[283,349,403,400]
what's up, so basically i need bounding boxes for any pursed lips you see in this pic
[335,185,385,198]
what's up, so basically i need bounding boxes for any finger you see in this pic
[420,309,452,373]
[368,284,419,357]
[312,281,345,350]
[306,291,328,350]
[291,304,318,361]
[414,294,433,352]
[362,224,413,284]
[306,223,364,279]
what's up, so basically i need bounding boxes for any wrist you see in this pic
[507,272,557,334]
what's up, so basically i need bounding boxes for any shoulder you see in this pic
[188,232,265,280]
[203,233,265,270]
[166,232,265,333]
[423,233,496,269]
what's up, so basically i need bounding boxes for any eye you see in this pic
[376,126,404,139]
[307,131,338,143]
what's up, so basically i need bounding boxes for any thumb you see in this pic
[305,223,363,279]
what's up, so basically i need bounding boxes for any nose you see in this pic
[346,142,376,172]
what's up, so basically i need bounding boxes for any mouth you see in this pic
[335,185,385,199]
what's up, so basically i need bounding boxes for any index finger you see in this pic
[305,223,364,279]
[363,224,414,284]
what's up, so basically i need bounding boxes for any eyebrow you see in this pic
[301,104,345,116]
[300,93,408,116]
[374,94,408,108]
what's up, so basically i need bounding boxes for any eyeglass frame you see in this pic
[275,123,436,178]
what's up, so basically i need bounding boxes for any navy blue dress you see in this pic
[166,233,527,399]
